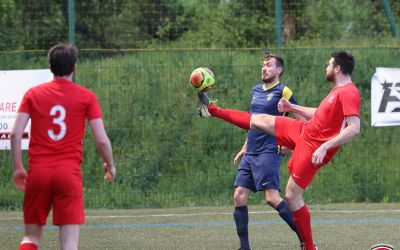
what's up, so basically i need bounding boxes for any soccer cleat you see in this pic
[197,92,216,118]
[198,92,210,107]
[198,103,211,117]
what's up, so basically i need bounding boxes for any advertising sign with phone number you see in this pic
[0,69,52,150]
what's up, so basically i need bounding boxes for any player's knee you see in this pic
[250,114,275,134]
[285,180,304,206]
[233,191,248,206]
[284,193,293,203]
[285,188,298,201]
[233,195,247,206]
[265,195,281,208]
[250,114,262,130]
[285,192,304,211]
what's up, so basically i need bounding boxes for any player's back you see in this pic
[19,78,102,166]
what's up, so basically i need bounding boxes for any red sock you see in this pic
[292,205,316,250]
[208,103,251,130]
[18,243,38,250]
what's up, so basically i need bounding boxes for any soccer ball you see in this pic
[189,67,215,92]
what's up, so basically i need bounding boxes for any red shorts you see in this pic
[23,162,85,225]
[275,116,339,189]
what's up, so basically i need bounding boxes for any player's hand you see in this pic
[233,148,245,165]
[13,167,28,192]
[280,146,292,156]
[278,97,291,113]
[103,163,116,182]
[312,145,327,165]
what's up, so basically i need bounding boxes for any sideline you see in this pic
[1,209,400,221]
[0,217,399,231]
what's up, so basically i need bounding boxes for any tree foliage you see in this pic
[0,0,399,49]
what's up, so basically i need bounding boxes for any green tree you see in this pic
[174,0,276,48]
[0,0,23,50]
[72,0,141,49]
[16,0,67,50]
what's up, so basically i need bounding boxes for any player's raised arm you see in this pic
[312,115,360,165]
[10,112,30,191]
[88,118,116,182]
[278,97,316,120]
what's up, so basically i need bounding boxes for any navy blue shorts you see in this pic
[234,152,282,192]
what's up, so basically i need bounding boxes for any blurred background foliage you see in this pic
[0,0,399,209]
[0,0,399,50]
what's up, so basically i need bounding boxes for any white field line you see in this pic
[1,209,399,222]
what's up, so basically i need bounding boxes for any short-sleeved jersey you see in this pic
[304,83,360,145]
[18,78,102,166]
[246,82,297,154]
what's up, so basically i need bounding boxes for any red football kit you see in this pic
[275,83,360,189]
[18,78,102,225]
[206,78,360,250]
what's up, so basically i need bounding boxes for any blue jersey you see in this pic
[246,82,297,154]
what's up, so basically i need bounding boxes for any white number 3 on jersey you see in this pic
[48,105,67,141]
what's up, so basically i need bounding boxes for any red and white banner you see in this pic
[0,69,52,150]
[371,67,400,127]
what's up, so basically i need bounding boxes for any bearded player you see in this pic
[198,51,360,250]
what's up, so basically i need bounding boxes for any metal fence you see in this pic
[1,0,399,51]
[0,0,400,209]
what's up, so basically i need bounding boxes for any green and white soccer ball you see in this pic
[189,67,215,92]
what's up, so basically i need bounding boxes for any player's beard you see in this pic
[262,72,275,84]
[326,71,335,82]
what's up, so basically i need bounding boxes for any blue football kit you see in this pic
[235,81,297,192]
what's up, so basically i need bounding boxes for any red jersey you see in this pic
[304,83,360,145]
[18,78,102,166]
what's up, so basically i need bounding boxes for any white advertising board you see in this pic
[371,67,400,127]
[0,69,52,149]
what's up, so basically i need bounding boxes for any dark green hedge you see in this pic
[1,47,400,209]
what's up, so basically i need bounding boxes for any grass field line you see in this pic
[1,218,400,232]
[1,209,399,222]
[83,209,400,220]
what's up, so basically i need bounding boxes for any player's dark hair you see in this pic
[264,53,285,76]
[48,43,78,76]
[331,51,355,76]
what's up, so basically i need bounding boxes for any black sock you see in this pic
[233,206,250,250]
[276,200,302,243]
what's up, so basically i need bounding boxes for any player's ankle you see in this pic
[208,102,218,114]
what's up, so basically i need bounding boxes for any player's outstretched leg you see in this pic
[197,92,251,130]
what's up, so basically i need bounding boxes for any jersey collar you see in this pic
[262,81,280,91]
[53,78,73,84]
